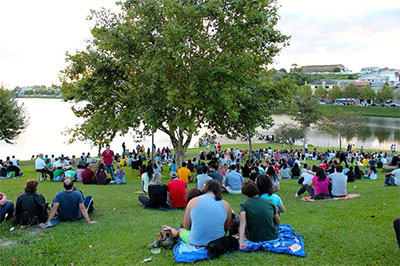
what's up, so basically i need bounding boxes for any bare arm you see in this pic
[239,211,247,249]
[307,180,313,186]
[274,213,280,224]
[79,203,96,224]
[223,200,232,232]
[278,203,285,213]
[182,205,192,229]
[46,202,59,222]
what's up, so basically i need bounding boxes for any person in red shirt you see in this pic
[167,172,187,209]
[101,144,115,179]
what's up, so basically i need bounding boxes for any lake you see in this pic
[0,98,399,160]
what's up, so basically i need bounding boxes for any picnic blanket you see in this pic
[301,193,360,202]
[173,224,305,263]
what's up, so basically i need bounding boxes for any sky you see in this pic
[0,0,399,89]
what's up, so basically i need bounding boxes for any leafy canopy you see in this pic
[60,0,290,160]
[0,86,28,144]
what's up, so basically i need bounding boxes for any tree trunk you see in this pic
[248,131,253,158]
[339,133,342,152]
[98,145,102,156]
[171,133,192,171]
[151,132,155,163]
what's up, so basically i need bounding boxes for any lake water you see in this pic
[0,98,399,160]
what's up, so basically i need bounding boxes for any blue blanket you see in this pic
[173,224,305,263]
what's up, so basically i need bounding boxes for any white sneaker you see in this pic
[110,181,116,184]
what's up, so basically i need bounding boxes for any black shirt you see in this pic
[15,192,48,225]
[146,184,168,208]
[249,172,259,182]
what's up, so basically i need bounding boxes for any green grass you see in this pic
[276,105,400,118]
[1,160,399,265]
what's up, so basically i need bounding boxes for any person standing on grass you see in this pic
[39,179,96,228]
[239,181,279,249]
[102,144,115,179]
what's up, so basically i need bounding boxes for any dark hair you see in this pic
[316,168,326,181]
[25,179,38,193]
[203,180,222,201]
[98,163,105,170]
[230,164,237,170]
[336,165,343,172]
[241,181,258,197]
[256,174,273,196]
[266,166,277,181]
[370,166,377,173]
[63,179,74,190]
[146,164,154,175]
[201,165,208,174]
[186,188,203,203]
[182,162,187,167]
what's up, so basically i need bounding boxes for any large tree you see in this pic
[313,85,328,99]
[343,83,359,99]
[329,85,342,100]
[376,84,394,103]
[60,0,289,167]
[274,122,305,150]
[0,85,28,143]
[359,84,376,100]
[316,108,363,151]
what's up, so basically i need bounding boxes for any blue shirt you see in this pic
[189,194,227,246]
[54,190,84,221]
[260,193,283,207]
[224,170,244,190]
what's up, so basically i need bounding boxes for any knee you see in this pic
[394,218,400,228]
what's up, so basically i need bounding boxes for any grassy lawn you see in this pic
[276,105,400,118]
[1,154,399,265]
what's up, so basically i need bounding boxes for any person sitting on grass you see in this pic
[64,165,76,181]
[346,166,356,182]
[305,168,331,199]
[367,166,378,180]
[384,162,400,186]
[256,174,285,213]
[196,166,212,190]
[39,178,96,228]
[224,164,244,194]
[95,163,111,185]
[177,162,192,183]
[161,180,232,246]
[138,173,169,209]
[0,192,14,223]
[15,179,48,225]
[239,181,280,249]
[81,164,95,184]
[114,164,127,185]
[167,172,187,209]
[329,165,347,197]
[6,161,23,177]
[53,163,64,182]
[266,166,280,191]
[141,164,154,193]
[290,163,301,179]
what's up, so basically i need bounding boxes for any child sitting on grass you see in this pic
[239,181,280,249]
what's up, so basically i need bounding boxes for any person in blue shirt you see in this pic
[39,179,96,228]
[224,164,244,194]
[256,174,285,213]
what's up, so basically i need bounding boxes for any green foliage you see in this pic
[359,85,376,100]
[296,84,312,100]
[316,108,363,151]
[274,122,305,149]
[343,83,359,99]
[0,85,28,143]
[313,85,328,99]
[59,0,290,166]
[329,85,342,99]
[376,84,394,102]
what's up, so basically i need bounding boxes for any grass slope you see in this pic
[0,159,399,265]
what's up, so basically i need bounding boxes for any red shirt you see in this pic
[167,179,187,208]
[81,169,94,184]
[102,150,114,165]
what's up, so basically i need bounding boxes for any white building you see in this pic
[378,69,400,87]
[360,67,380,75]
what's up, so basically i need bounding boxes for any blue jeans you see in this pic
[104,164,115,179]
[385,176,397,186]
[0,200,14,222]
[45,196,93,228]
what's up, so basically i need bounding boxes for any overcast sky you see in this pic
[1,0,399,89]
